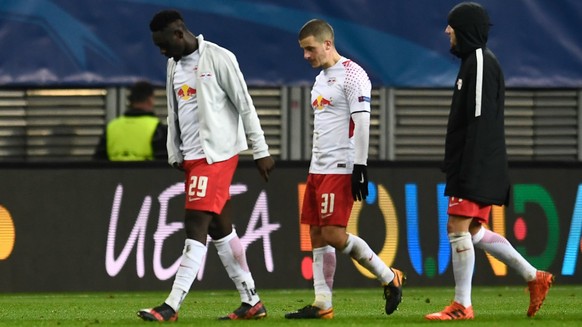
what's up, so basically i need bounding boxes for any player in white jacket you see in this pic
[138,10,274,322]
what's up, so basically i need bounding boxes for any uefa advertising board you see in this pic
[0,162,581,292]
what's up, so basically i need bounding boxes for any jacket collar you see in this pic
[196,34,206,55]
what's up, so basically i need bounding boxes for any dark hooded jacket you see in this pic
[443,2,510,206]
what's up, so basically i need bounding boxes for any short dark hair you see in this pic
[129,81,154,104]
[149,10,183,32]
[299,19,334,43]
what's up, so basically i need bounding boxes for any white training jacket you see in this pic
[165,34,270,165]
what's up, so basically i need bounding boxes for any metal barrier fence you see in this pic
[0,87,580,162]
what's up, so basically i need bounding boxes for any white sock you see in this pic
[165,239,207,311]
[312,246,335,310]
[341,234,394,284]
[213,229,260,305]
[472,227,537,281]
[450,232,474,307]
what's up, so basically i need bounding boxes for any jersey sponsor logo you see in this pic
[312,95,332,110]
[358,96,370,103]
[457,78,463,90]
[177,84,196,100]
[327,77,336,86]
[188,197,202,202]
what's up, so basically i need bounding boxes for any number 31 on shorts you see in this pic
[188,176,208,198]
[321,193,335,214]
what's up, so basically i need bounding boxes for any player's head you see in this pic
[150,10,191,61]
[298,19,337,69]
[446,2,490,57]
[128,81,155,110]
[299,19,335,44]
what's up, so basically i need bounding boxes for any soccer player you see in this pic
[285,19,405,320]
[138,9,275,321]
[425,2,554,321]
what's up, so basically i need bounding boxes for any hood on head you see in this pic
[448,2,490,57]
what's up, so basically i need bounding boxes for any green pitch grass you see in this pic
[0,286,580,326]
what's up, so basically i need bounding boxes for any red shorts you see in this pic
[447,196,491,223]
[182,155,238,214]
[300,174,354,227]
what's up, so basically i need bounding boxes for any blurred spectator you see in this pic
[94,81,167,161]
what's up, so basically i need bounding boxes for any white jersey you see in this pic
[309,57,371,174]
[173,50,205,160]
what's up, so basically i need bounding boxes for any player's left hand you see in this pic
[255,156,275,182]
[351,164,368,201]
[171,162,185,172]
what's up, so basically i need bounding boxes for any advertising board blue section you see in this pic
[0,0,581,87]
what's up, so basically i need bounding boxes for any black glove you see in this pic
[351,164,368,201]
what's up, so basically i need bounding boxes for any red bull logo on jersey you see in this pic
[177,84,196,100]
[312,95,332,110]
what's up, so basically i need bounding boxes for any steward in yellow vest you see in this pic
[94,81,167,161]
[106,114,160,161]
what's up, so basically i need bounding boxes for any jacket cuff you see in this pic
[252,150,271,160]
